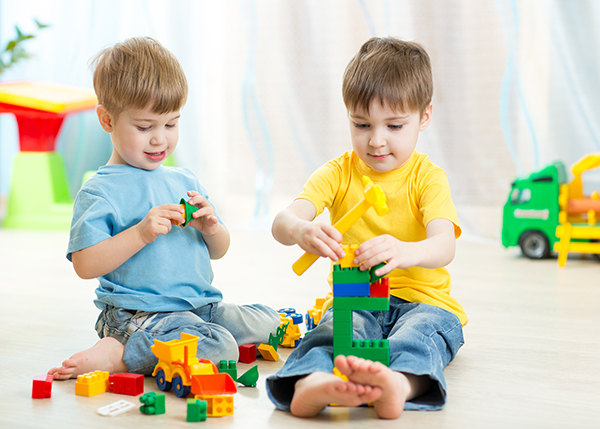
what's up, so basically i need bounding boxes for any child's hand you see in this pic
[354,234,419,277]
[294,221,345,262]
[186,190,221,236]
[136,204,185,244]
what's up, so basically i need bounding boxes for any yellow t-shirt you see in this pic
[298,150,468,326]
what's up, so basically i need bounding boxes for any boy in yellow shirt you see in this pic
[267,37,466,419]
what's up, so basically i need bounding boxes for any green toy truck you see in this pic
[501,162,567,259]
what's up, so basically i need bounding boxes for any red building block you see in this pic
[32,374,53,398]
[108,373,144,396]
[370,277,390,298]
[239,344,257,364]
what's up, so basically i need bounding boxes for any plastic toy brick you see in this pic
[97,400,136,417]
[236,365,259,387]
[238,344,257,364]
[108,373,144,396]
[334,339,390,366]
[369,262,387,283]
[191,373,238,396]
[32,374,52,398]
[370,277,390,298]
[196,395,234,417]
[75,370,110,397]
[292,176,388,275]
[257,343,279,361]
[333,297,389,311]
[277,307,296,315]
[187,399,208,422]
[332,265,370,284]
[338,244,359,268]
[219,360,238,381]
[139,392,166,415]
[333,282,370,297]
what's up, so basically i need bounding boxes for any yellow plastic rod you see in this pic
[292,176,388,276]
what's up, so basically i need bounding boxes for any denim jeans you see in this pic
[266,296,464,411]
[96,302,281,374]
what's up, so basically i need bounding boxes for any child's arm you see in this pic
[353,218,456,277]
[71,204,186,279]
[186,190,230,260]
[272,199,346,261]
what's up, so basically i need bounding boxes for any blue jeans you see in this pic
[266,297,464,411]
[96,302,281,374]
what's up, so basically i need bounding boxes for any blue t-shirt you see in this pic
[67,164,223,311]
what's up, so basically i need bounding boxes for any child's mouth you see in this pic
[145,151,166,161]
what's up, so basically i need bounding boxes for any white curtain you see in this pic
[1,0,598,240]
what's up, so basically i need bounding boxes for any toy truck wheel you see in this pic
[519,230,550,259]
[156,370,172,391]
[172,376,191,398]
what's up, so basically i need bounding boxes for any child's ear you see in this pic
[96,105,114,132]
[419,104,433,131]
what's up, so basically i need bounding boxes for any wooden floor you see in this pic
[1,228,599,428]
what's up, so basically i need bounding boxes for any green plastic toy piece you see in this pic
[187,398,207,422]
[236,365,259,387]
[219,360,238,381]
[332,265,371,284]
[268,322,289,351]
[179,198,199,227]
[139,391,166,415]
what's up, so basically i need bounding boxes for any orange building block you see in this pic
[75,370,110,397]
[257,344,279,361]
[196,395,234,417]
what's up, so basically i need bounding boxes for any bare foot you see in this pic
[335,355,416,419]
[290,371,382,417]
[48,337,127,380]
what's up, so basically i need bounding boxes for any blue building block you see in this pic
[333,282,370,297]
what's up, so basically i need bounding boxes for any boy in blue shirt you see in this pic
[48,37,280,379]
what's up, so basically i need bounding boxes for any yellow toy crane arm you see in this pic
[292,176,388,276]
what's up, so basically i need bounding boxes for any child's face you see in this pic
[348,100,432,172]
[99,105,180,170]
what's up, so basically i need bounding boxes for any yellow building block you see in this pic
[257,344,279,361]
[195,395,234,417]
[338,244,359,268]
[75,371,110,397]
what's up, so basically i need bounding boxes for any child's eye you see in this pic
[389,124,403,130]
[166,123,176,129]
[137,126,150,132]
[354,122,369,129]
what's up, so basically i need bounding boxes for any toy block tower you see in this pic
[332,246,390,366]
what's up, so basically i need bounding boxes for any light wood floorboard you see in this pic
[1,229,599,428]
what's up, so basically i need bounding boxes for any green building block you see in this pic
[333,297,389,311]
[219,360,237,381]
[334,339,390,366]
[369,262,387,283]
[139,392,166,415]
[332,265,371,284]
[236,364,259,387]
[187,398,207,422]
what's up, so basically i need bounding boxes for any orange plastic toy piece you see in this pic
[75,370,110,397]
[191,373,237,396]
[196,395,234,417]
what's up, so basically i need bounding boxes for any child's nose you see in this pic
[369,131,386,147]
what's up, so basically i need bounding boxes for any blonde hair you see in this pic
[342,37,433,116]
[90,37,188,118]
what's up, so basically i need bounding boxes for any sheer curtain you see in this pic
[1,0,597,240]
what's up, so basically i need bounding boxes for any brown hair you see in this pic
[342,37,433,116]
[90,37,188,118]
